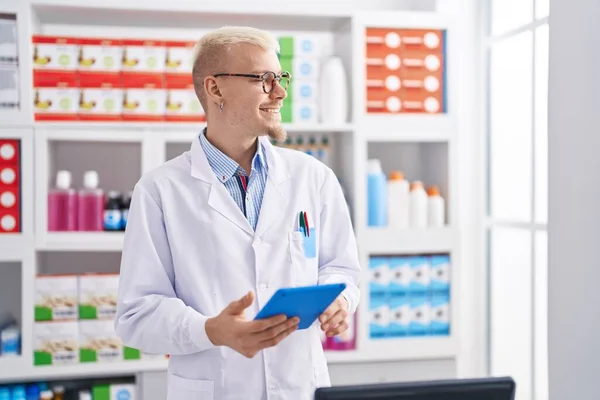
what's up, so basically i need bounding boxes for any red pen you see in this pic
[303,211,310,237]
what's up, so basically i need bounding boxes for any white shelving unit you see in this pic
[0,0,480,386]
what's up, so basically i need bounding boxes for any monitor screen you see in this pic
[314,376,515,400]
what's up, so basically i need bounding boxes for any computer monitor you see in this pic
[314,376,515,400]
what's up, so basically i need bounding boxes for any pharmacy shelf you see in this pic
[0,358,168,383]
[0,235,33,261]
[363,227,457,255]
[36,232,125,252]
[361,117,456,143]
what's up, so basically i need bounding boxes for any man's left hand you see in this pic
[318,295,349,337]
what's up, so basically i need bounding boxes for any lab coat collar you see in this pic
[189,132,291,237]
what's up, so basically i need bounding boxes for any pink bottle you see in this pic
[77,170,104,231]
[327,314,357,351]
[48,170,77,231]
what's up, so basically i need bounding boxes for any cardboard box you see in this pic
[0,140,19,165]
[32,35,79,71]
[0,66,19,111]
[78,74,123,121]
[78,274,119,320]
[122,73,166,121]
[93,384,136,400]
[33,72,79,121]
[0,16,18,65]
[77,38,123,73]
[0,165,18,188]
[278,35,322,58]
[79,320,125,363]
[34,321,79,365]
[0,186,18,212]
[0,210,18,233]
[279,57,320,81]
[165,74,204,122]
[35,275,78,321]
[121,39,166,75]
[164,40,196,75]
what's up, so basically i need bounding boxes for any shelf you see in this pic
[360,116,455,143]
[363,227,457,255]
[326,336,457,364]
[36,232,125,252]
[0,358,168,383]
[0,235,32,261]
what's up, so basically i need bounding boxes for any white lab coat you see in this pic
[115,135,361,400]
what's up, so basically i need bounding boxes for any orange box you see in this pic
[78,73,123,121]
[32,35,79,72]
[121,39,166,76]
[365,28,445,53]
[165,74,205,122]
[122,73,165,121]
[165,40,196,75]
[33,71,79,121]
[76,37,123,74]
[366,93,443,114]
[0,140,19,165]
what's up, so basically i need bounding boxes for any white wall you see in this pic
[548,0,600,398]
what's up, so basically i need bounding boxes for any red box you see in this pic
[165,74,205,122]
[0,140,19,165]
[0,208,19,233]
[0,165,19,189]
[33,71,79,121]
[122,73,166,121]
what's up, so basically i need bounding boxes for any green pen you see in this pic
[299,211,306,236]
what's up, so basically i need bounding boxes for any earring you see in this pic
[219,102,223,112]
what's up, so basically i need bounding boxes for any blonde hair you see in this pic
[192,26,280,114]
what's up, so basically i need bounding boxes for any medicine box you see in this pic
[0,165,19,188]
[0,66,19,111]
[122,74,166,121]
[165,74,205,122]
[79,320,140,363]
[35,275,79,321]
[368,257,389,296]
[278,35,322,58]
[34,321,79,365]
[368,293,389,339]
[0,140,19,165]
[409,256,430,293]
[32,35,79,71]
[76,38,123,73]
[292,81,318,104]
[164,40,196,75]
[92,384,136,400]
[33,72,79,121]
[121,39,166,74]
[430,292,450,336]
[388,256,412,295]
[409,293,430,336]
[0,16,17,65]
[430,254,450,293]
[387,293,410,337]
[279,57,320,81]
[78,274,119,320]
[78,74,123,121]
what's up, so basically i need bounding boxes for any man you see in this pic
[115,26,361,400]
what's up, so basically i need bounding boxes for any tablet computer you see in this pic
[254,283,347,330]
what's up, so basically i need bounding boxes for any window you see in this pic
[486,2,549,400]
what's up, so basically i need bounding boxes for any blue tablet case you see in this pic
[254,283,347,330]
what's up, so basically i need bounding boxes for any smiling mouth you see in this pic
[259,108,280,114]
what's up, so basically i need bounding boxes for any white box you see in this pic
[122,39,166,73]
[35,275,78,321]
[293,102,318,124]
[34,321,79,365]
[78,274,120,320]
[0,66,19,110]
[79,320,123,363]
[32,36,78,71]
[0,16,18,65]
[77,38,123,73]
[165,40,195,75]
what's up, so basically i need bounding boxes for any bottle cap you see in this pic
[107,190,121,199]
[53,386,65,393]
[427,185,440,196]
[40,390,54,400]
[367,159,382,174]
[55,170,71,190]
[83,170,99,189]
[389,170,404,181]
[410,180,424,191]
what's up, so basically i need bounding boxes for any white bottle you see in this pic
[427,185,445,227]
[387,170,410,229]
[319,56,348,124]
[409,181,428,228]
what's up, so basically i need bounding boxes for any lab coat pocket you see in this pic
[167,374,214,400]
[289,231,318,285]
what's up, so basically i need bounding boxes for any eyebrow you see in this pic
[250,70,284,75]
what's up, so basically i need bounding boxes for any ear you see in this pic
[204,76,222,106]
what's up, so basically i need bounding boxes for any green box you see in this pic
[278,36,294,57]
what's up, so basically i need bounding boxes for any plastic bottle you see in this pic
[327,314,357,351]
[10,385,26,400]
[319,56,348,124]
[367,159,387,227]
[427,185,445,227]
[295,136,305,152]
[409,181,428,228]
[306,136,317,157]
[103,191,123,231]
[78,391,92,400]
[48,170,77,231]
[77,170,104,231]
[387,171,410,229]
[52,386,65,400]
[39,390,54,400]
[317,136,330,166]
[121,190,132,230]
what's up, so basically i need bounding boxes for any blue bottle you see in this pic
[367,159,387,227]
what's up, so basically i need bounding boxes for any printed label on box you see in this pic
[121,40,166,73]
[78,274,119,320]
[430,292,450,336]
[78,74,123,120]
[409,256,430,293]
[165,41,195,75]
[388,293,410,337]
[368,257,390,295]
[389,256,412,294]
[77,38,123,73]
[165,74,204,121]
[409,293,430,336]
[368,293,389,339]
[430,254,450,292]
[33,72,79,120]
[79,320,123,363]
[32,36,79,71]
[122,74,166,121]
[34,321,79,365]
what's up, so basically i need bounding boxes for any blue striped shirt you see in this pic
[198,129,268,231]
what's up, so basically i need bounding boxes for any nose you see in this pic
[270,80,287,101]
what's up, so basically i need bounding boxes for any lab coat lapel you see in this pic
[255,137,291,239]
[189,137,254,236]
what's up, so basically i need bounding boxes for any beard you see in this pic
[265,122,287,142]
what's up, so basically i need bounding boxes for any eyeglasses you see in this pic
[213,71,291,94]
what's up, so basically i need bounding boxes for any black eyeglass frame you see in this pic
[213,71,291,93]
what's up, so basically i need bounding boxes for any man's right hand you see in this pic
[205,291,299,358]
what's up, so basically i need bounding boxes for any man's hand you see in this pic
[205,291,299,358]
[318,295,349,337]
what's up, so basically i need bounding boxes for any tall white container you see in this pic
[409,181,428,228]
[387,170,410,229]
[427,185,445,227]
[318,56,348,124]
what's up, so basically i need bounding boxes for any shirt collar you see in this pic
[198,128,267,182]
